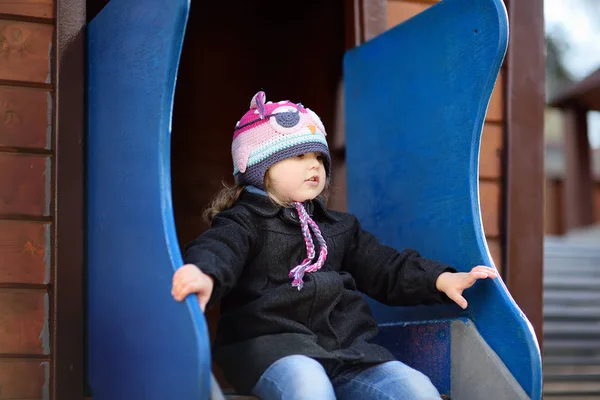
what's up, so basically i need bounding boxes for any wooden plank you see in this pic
[0,289,48,354]
[480,180,501,237]
[487,237,502,273]
[387,1,430,28]
[0,220,49,284]
[479,123,503,179]
[0,359,48,399]
[544,380,600,395]
[361,0,387,42]
[0,86,51,149]
[0,154,50,216]
[0,0,54,19]
[0,20,53,83]
[486,72,504,122]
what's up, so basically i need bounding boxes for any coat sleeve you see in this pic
[183,208,257,307]
[342,216,455,306]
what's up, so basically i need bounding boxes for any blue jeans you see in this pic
[252,355,441,400]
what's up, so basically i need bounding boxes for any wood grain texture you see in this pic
[0,220,49,284]
[0,289,48,354]
[0,86,51,149]
[0,154,50,216]
[0,360,48,399]
[480,180,501,237]
[0,20,53,83]
[479,123,503,179]
[0,0,54,19]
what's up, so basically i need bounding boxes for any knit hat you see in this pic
[232,91,331,290]
[232,91,331,190]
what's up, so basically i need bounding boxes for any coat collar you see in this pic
[237,190,338,222]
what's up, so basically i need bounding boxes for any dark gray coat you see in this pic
[184,192,454,393]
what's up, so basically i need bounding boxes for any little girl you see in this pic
[172,91,496,400]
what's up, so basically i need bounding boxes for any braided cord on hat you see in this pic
[288,202,329,290]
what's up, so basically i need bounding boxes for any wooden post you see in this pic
[505,0,545,345]
[359,0,387,42]
[54,0,85,398]
[562,106,595,230]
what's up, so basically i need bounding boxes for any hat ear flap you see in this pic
[232,141,251,173]
[250,91,266,119]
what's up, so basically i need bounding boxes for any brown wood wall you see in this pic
[0,2,55,399]
[387,0,505,271]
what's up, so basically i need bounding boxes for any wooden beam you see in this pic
[53,0,85,398]
[346,0,387,47]
[550,69,600,110]
[563,106,596,229]
[505,0,545,344]
[360,0,387,42]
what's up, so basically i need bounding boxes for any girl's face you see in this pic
[266,152,327,203]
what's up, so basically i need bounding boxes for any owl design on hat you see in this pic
[231,91,331,190]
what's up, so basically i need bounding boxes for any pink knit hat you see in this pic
[232,91,331,190]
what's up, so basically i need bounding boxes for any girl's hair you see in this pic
[203,182,246,223]
[203,174,331,223]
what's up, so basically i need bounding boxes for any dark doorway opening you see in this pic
[171,0,350,389]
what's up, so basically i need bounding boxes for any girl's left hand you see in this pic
[435,266,497,309]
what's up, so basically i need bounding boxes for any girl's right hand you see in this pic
[172,264,215,312]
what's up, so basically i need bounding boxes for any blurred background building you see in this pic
[544,0,600,397]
